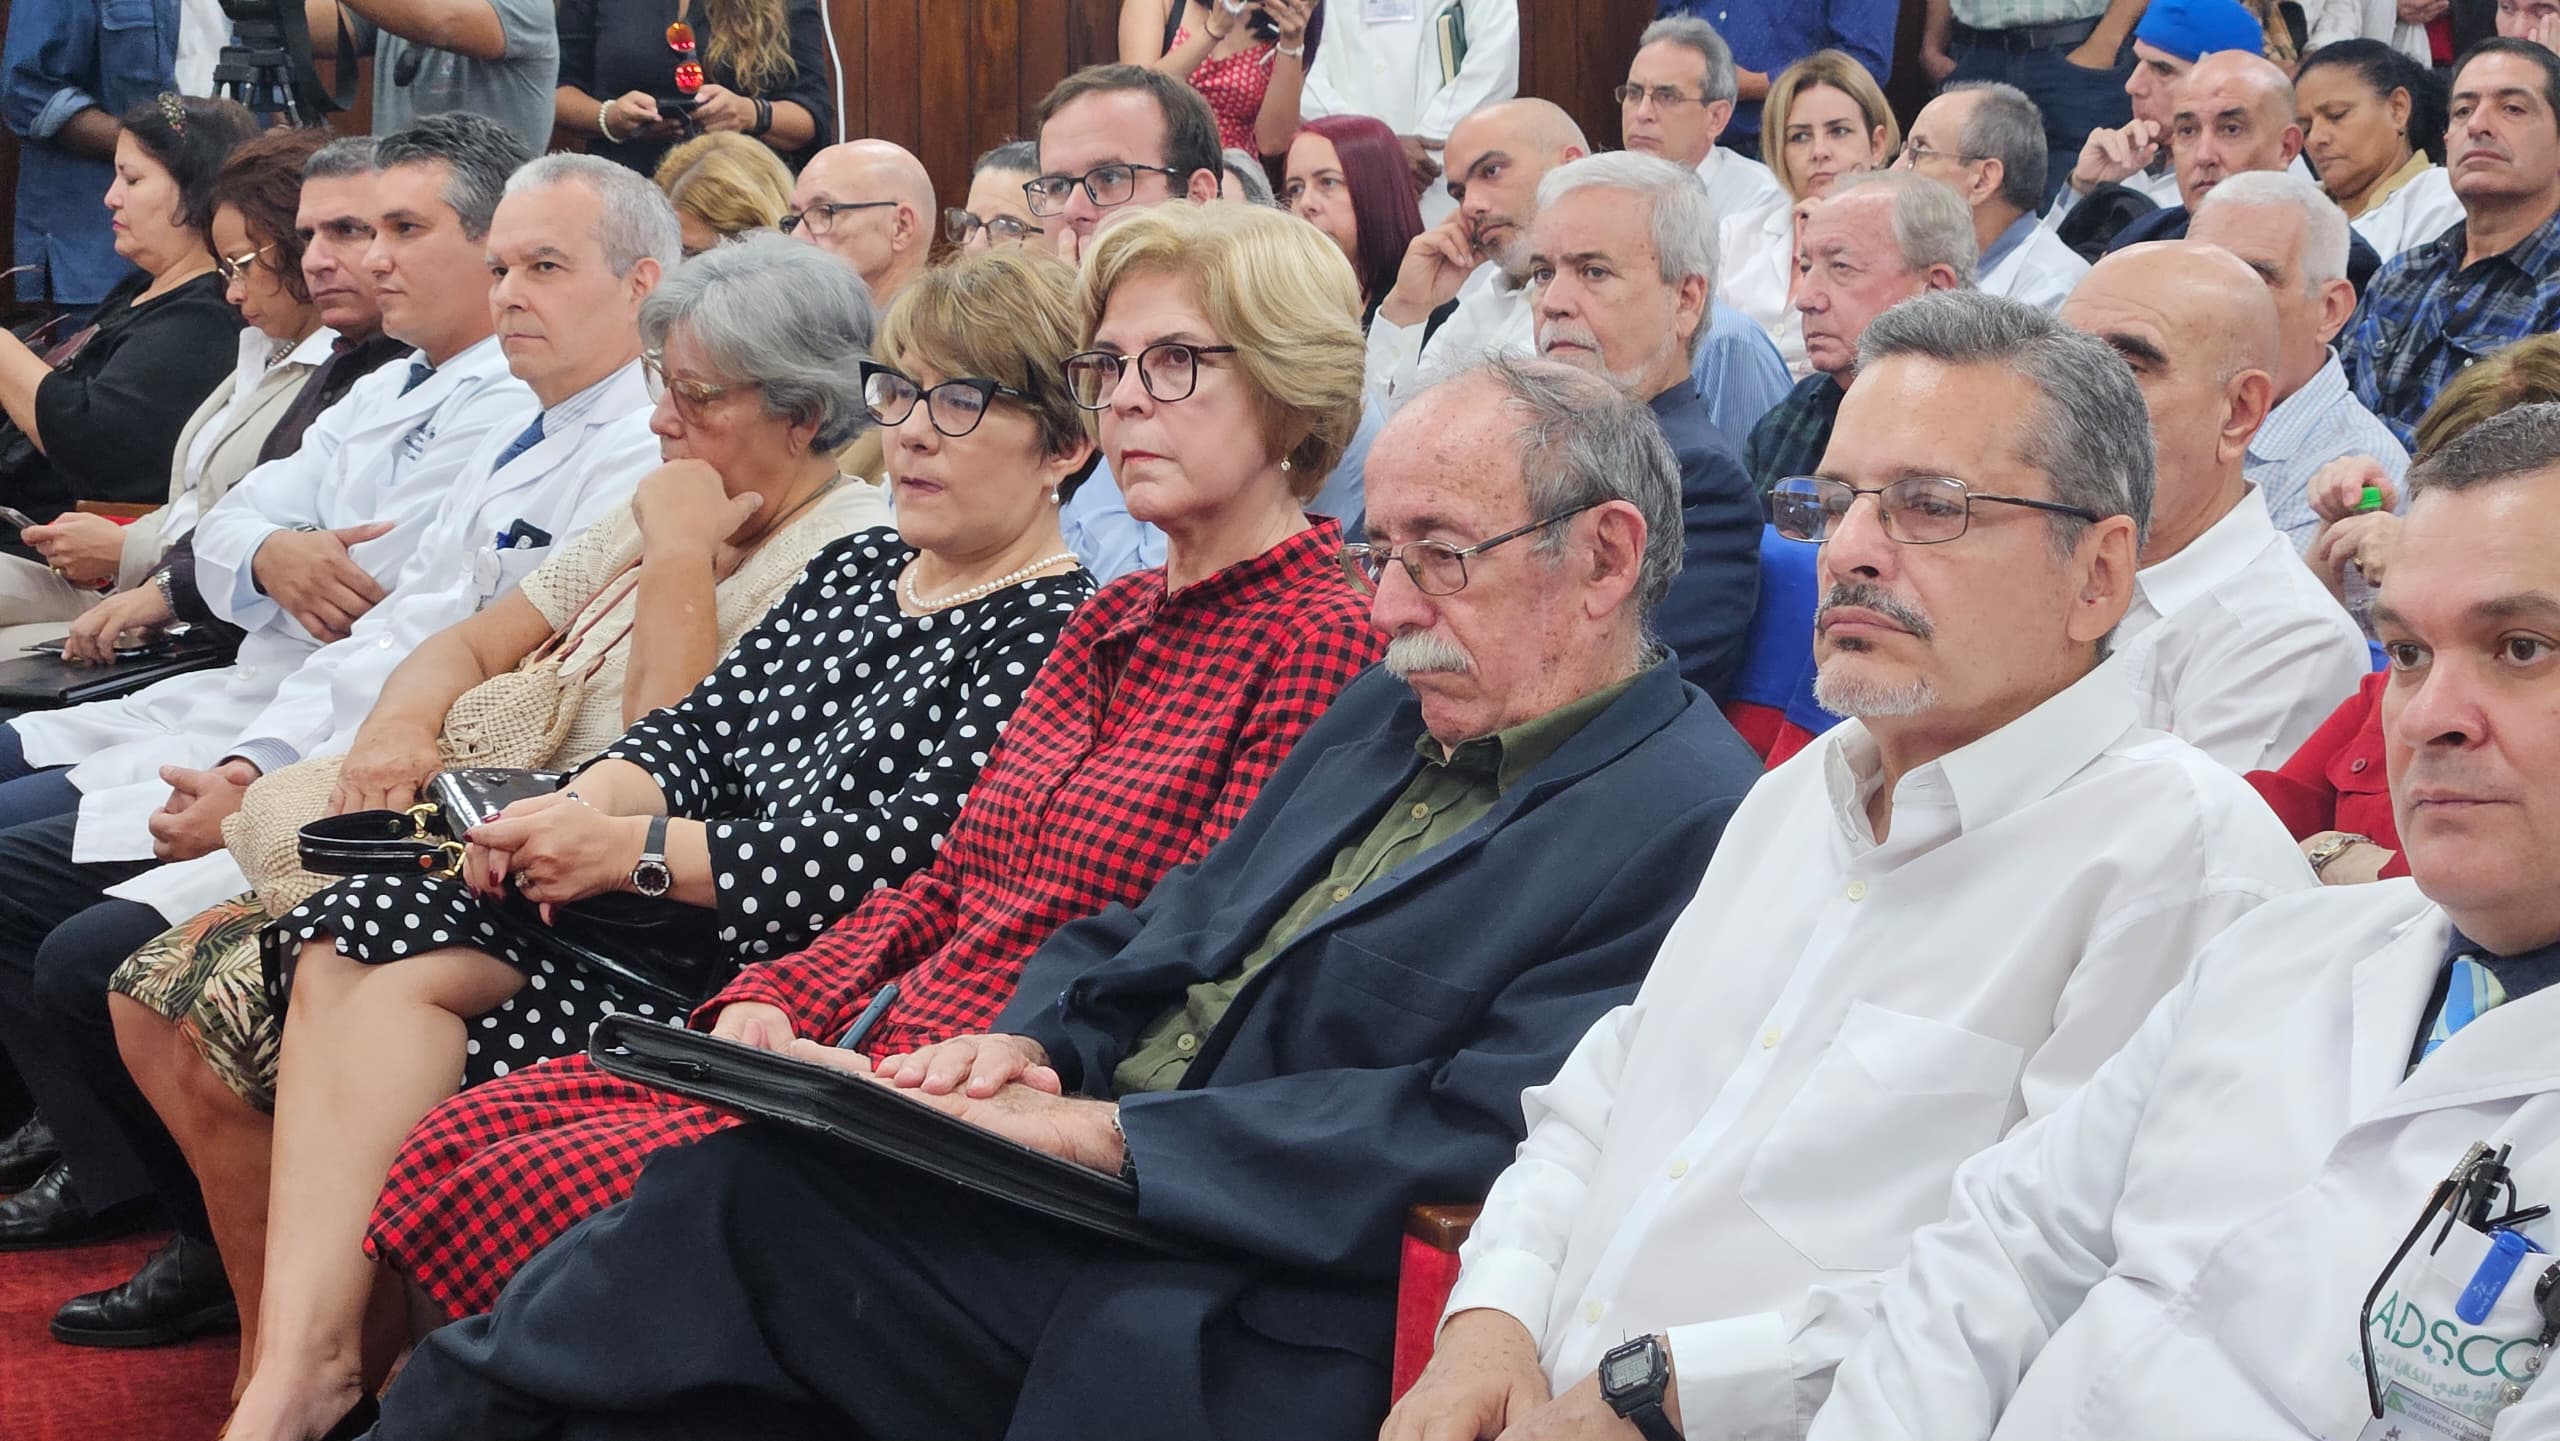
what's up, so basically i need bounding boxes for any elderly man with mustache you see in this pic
[1383,290,2314,1441]
[1525,151,1761,700]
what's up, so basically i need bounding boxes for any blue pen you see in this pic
[2461,1227,2544,1324]
[837,981,900,1052]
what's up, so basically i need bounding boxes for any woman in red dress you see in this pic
[367,201,1384,1337]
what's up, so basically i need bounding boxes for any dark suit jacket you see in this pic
[1646,382,1763,702]
[2108,199,2385,294]
[992,659,1761,1441]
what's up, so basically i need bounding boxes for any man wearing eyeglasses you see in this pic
[1619,17,1783,224]
[2060,242,2370,771]
[781,139,935,308]
[1387,289,2311,1441]
[357,353,1767,1441]
[1808,401,2560,1441]
[1899,82,2088,313]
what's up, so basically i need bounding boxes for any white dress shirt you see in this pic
[1719,199,1809,378]
[1976,218,2088,314]
[1365,262,1533,417]
[1444,662,2315,1439]
[1811,882,2560,1441]
[2349,162,2465,263]
[1301,0,1518,145]
[2113,485,2372,772]
[1699,147,1785,228]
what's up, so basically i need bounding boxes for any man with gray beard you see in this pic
[1527,151,1760,701]
[1387,291,2313,1441]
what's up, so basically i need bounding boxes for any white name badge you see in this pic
[1363,0,1416,21]
[2360,1383,2494,1441]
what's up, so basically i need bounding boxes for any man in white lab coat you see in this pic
[2062,241,2371,771]
[1299,0,1517,226]
[1811,400,2560,1441]
[0,142,669,1298]
[1900,82,2088,313]
[1380,292,2313,1441]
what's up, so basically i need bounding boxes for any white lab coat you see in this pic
[1719,199,1809,379]
[11,336,530,811]
[102,362,662,921]
[2353,164,2466,264]
[1303,0,1518,227]
[1364,261,1532,417]
[2303,0,2433,62]
[1812,881,2560,1441]
[1978,223,2090,314]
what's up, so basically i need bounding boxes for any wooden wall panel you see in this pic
[1520,0,1654,156]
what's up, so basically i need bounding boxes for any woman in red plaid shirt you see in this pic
[343,202,1383,1369]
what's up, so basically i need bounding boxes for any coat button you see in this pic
[1410,802,1431,820]
[1175,1034,1197,1053]
[2350,758,2369,773]
[1846,879,1868,901]
[1760,1028,1782,1049]
[1667,1159,1689,1179]
[1584,1300,1605,1324]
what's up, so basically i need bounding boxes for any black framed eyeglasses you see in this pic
[1337,501,1605,597]
[1769,475,2104,546]
[941,208,1044,246]
[860,360,1027,438]
[780,199,896,236]
[1613,83,1709,109]
[1062,341,1240,410]
[1023,163,1186,218]
[215,242,276,283]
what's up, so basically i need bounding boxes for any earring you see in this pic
[1047,488,1061,506]
[1279,457,1292,472]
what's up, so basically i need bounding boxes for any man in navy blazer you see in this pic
[362,356,1765,1441]
[1529,150,1763,703]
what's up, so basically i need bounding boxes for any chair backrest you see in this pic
[1719,525,1839,762]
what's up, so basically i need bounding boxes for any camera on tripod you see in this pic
[211,0,350,125]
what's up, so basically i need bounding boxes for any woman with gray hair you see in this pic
[129,231,933,1441]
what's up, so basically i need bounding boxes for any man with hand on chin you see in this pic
[1385,292,2312,1441]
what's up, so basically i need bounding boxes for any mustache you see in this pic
[1386,630,1475,678]
[1817,581,1935,642]
[1537,318,1600,355]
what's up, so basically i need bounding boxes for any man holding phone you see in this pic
[303,0,559,156]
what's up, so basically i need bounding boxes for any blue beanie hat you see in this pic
[2132,0,2266,62]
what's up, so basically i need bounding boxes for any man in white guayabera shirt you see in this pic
[1380,290,2315,1441]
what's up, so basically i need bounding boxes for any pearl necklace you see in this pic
[901,552,1080,612]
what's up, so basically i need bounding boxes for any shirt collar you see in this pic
[282,325,339,369]
[1820,658,2140,847]
[2133,484,2279,621]
[2248,351,2352,464]
[1977,211,2039,278]
[1412,667,1644,794]
[2434,203,2560,278]
[1099,516,1348,641]
[537,357,644,435]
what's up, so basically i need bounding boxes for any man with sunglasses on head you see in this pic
[1386,289,2311,1441]
[361,352,1764,1441]
[782,138,936,307]
[2060,242,2369,772]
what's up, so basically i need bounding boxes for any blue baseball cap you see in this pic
[2132,0,2266,62]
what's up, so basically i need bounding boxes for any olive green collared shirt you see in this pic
[1112,673,1644,1094]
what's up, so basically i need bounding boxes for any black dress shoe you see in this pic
[49,1231,237,1347]
[0,1163,152,1250]
[0,1111,58,1191]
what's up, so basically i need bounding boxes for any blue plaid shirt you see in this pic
[1652,0,1895,140]
[2340,209,2560,450]
[1744,373,1846,496]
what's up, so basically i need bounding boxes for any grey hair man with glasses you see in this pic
[1387,289,2312,1441]
[356,353,1766,1441]
[1898,82,2088,313]
[2060,240,2370,772]
[1618,16,1784,223]
[783,138,936,307]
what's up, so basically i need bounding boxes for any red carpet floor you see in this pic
[0,1232,234,1441]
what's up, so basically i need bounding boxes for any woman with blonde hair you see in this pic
[225,206,1384,1439]
[557,0,834,175]
[652,131,795,256]
[1718,50,1899,377]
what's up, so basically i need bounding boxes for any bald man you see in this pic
[788,139,935,305]
[2106,53,2385,292]
[2061,243,2368,771]
[1366,98,1588,416]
